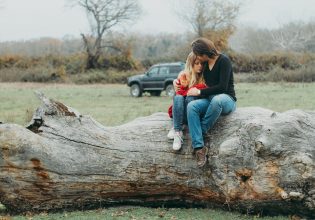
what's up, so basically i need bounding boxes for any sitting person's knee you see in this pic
[187,101,195,112]
[211,96,222,106]
[185,96,195,105]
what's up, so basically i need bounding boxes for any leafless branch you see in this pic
[69,0,141,68]
[270,22,315,51]
[175,0,241,37]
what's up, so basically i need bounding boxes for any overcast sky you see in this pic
[0,0,314,42]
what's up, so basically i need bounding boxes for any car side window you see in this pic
[147,67,159,77]
[159,66,170,76]
[169,66,183,74]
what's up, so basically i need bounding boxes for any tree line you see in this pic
[1,20,314,64]
[1,0,243,68]
[0,0,314,83]
[231,21,315,54]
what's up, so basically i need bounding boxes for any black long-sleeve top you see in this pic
[200,54,237,101]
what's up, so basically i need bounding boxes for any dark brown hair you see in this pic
[191,38,219,58]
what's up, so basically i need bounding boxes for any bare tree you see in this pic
[270,21,315,52]
[176,0,241,37]
[232,21,315,54]
[229,26,274,54]
[70,0,141,69]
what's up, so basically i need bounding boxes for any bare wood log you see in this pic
[0,92,314,217]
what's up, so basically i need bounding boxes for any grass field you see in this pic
[1,82,315,126]
[0,206,290,220]
[1,82,314,219]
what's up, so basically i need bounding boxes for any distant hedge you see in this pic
[235,62,315,83]
[228,51,314,73]
[1,52,315,83]
[0,53,139,72]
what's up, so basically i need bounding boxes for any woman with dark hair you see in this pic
[185,37,237,167]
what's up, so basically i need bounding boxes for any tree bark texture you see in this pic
[0,92,314,217]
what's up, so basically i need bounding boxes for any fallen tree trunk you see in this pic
[0,92,314,217]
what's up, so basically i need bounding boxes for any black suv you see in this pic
[127,62,185,97]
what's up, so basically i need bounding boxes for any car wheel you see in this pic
[130,84,142,97]
[149,91,161,96]
[165,84,175,97]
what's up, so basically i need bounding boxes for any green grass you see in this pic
[0,206,289,220]
[1,82,315,126]
[0,83,172,126]
[236,82,315,111]
[1,82,313,219]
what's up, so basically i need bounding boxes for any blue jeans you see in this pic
[187,94,236,149]
[173,95,197,132]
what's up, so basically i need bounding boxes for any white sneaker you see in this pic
[167,127,175,140]
[173,131,183,151]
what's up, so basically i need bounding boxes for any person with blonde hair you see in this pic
[183,38,237,167]
[167,52,206,151]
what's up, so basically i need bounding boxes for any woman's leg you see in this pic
[172,95,186,150]
[187,95,236,167]
[172,95,185,132]
[187,98,210,149]
[201,94,236,134]
[187,98,210,167]
[183,96,199,125]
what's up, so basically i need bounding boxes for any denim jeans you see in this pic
[187,94,236,148]
[172,95,198,132]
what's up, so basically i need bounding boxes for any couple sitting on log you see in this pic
[167,37,237,168]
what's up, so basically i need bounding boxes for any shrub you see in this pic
[1,52,315,83]
[0,55,23,68]
[71,70,107,84]
[0,66,70,83]
[98,55,138,71]
[70,69,139,84]
[64,53,87,74]
[235,62,315,83]
[20,67,63,83]
[228,52,309,73]
[266,64,315,82]
[0,67,27,82]
[140,59,154,69]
